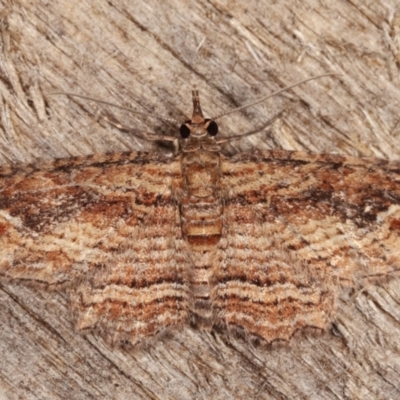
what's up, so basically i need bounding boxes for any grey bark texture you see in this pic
[1,0,400,399]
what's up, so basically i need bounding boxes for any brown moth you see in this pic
[1,75,399,346]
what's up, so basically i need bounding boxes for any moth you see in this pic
[1,74,399,346]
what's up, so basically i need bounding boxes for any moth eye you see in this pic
[180,124,191,138]
[206,120,218,136]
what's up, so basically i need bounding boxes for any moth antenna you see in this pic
[211,73,339,121]
[50,92,182,124]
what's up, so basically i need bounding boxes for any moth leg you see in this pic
[216,111,284,143]
[90,102,176,142]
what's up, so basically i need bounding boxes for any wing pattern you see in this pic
[213,150,400,342]
[0,152,191,345]
[1,149,400,346]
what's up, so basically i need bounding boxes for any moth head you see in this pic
[51,73,337,147]
[179,90,219,139]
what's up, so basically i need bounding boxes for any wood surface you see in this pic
[1,0,400,399]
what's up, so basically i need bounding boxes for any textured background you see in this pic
[1,0,400,399]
